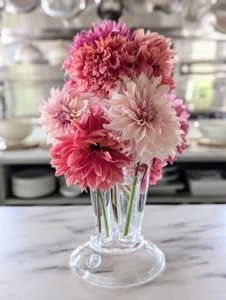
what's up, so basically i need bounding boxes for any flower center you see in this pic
[136,105,156,125]
[90,143,100,150]
[57,109,77,124]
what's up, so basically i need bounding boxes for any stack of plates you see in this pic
[187,170,226,196]
[149,165,185,194]
[158,165,180,184]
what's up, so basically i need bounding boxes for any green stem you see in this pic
[123,163,140,236]
[111,186,118,223]
[98,189,109,238]
[112,185,117,206]
[120,185,131,200]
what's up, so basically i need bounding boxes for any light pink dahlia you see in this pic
[166,94,190,163]
[49,106,131,191]
[107,73,185,164]
[133,29,176,91]
[38,87,97,145]
[63,21,135,98]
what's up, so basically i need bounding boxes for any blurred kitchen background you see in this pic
[0,0,226,206]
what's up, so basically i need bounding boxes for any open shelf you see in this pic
[5,192,91,206]
[146,192,226,204]
[5,191,226,206]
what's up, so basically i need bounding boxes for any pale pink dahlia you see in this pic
[38,87,97,145]
[107,73,185,164]
[133,29,176,91]
[49,106,131,191]
[63,21,135,98]
[166,94,190,163]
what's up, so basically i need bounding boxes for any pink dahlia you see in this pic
[133,29,176,91]
[63,21,135,98]
[107,73,185,164]
[49,106,131,191]
[38,87,97,145]
[140,159,167,194]
[65,21,133,51]
[150,158,167,185]
[166,94,190,163]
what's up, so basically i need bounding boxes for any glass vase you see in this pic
[69,163,166,288]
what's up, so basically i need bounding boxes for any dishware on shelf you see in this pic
[12,168,56,198]
[4,0,37,14]
[0,118,37,146]
[97,0,123,21]
[123,0,153,15]
[58,176,82,198]
[198,138,226,147]
[158,165,180,184]
[40,0,86,19]
[198,119,226,143]
[59,185,82,198]
[46,41,69,66]
[148,181,185,195]
[211,0,226,34]
[187,170,226,196]
[14,43,45,64]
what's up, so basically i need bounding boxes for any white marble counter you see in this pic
[0,205,225,299]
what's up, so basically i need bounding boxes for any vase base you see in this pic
[89,233,144,255]
[69,239,165,288]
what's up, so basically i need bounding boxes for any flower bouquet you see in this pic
[39,21,189,288]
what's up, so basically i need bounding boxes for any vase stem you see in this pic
[120,185,131,199]
[111,186,118,223]
[96,191,101,233]
[98,189,109,238]
[123,163,140,236]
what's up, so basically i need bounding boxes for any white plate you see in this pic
[157,172,180,184]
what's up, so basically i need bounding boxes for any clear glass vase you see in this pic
[69,163,166,288]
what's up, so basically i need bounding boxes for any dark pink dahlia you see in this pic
[63,21,135,98]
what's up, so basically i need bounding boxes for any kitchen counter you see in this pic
[0,204,225,300]
[1,140,226,165]
[1,124,226,164]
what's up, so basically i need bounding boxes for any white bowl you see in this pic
[0,118,36,144]
[198,119,226,143]
[59,185,82,198]
[12,169,56,199]
[14,43,44,64]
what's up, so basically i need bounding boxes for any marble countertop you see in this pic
[1,204,225,300]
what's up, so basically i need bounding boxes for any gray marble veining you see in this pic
[0,204,226,300]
